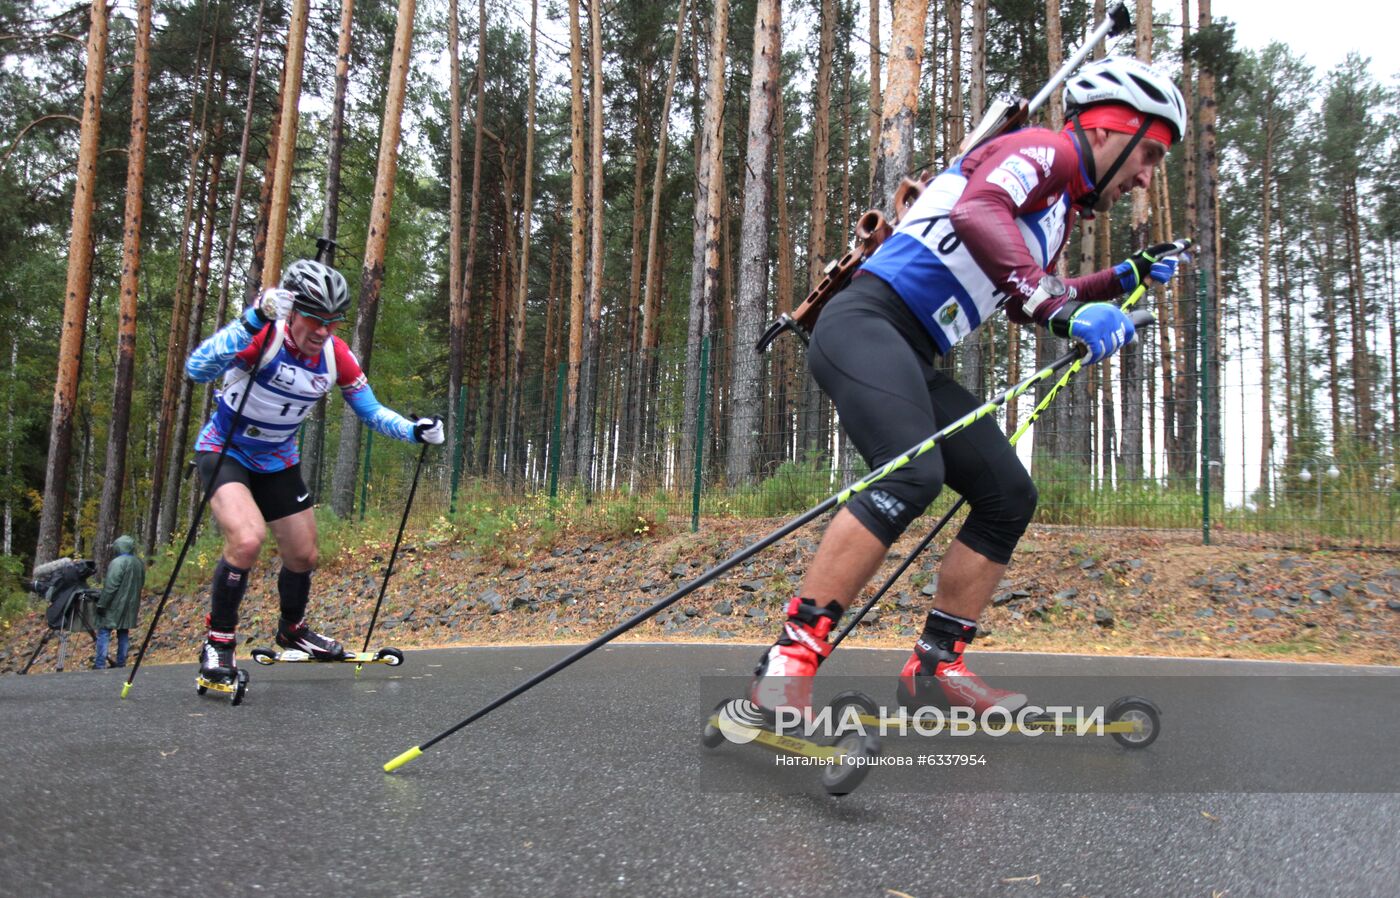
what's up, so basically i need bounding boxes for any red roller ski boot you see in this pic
[748,597,842,719]
[897,609,1027,714]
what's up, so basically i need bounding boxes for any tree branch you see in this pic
[0,114,82,167]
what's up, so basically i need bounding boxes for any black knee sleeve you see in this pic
[278,567,312,623]
[955,472,1038,565]
[846,468,943,547]
[209,559,250,631]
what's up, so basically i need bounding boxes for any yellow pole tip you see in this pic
[120,682,132,699]
[383,746,423,773]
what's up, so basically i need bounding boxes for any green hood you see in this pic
[113,535,136,556]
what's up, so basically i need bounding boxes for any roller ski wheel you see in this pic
[822,729,880,796]
[250,646,405,665]
[194,668,249,706]
[701,698,770,750]
[1107,696,1161,749]
[828,690,880,725]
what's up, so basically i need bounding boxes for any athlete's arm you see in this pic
[185,311,271,382]
[333,339,416,442]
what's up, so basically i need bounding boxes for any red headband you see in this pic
[1066,103,1174,147]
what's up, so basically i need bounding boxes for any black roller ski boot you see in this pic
[275,618,347,661]
[199,626,239,686]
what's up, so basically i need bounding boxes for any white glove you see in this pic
[413,416,445,445]
[257,287,296,322]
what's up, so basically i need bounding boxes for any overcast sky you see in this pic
[1186,0,1398,79]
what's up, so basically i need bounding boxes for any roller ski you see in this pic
[829,690,1162,748]
[250,618,404,666]
[883,611,1160,747]
[250,646,404,666]
[701,695,882,796]
[195,629,249,706]
[700,598,881,796]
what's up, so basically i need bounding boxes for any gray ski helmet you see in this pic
[281,259,350,321]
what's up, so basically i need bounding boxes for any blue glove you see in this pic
[1114,242,1188,293]
[1068,303,1135,365]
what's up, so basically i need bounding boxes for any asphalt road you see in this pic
[2,644,1397,897]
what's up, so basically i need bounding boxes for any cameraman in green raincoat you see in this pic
[94,535,145,669]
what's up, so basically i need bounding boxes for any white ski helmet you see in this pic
[1065,56,1187,144]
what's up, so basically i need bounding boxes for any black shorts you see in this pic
[195,452,314,523]
[806,274,1038,563]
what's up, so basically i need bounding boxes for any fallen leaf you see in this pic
[1201,811,1220,822]
[159,748,178,757]
[884,891,918,898]
[1000,874,1041,885]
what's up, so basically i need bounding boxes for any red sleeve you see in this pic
[233,324,274,368]
[949,129,1093,321]
[332,337,366,390]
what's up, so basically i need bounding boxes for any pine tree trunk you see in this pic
[1256,108,1275,500]
[946,0,963,155]
[459,0,489,477]
[162,143,224,542]
[301,0,356,496]
[797,0,835,457]
[507,0,538,485]
[875,0,927,210]
[150,24,222,549]
[446,0,465,482]
[773,73,796,470]
[683,0,728,478]
[35,0,107,566]
[244,64,285,305]
[1195,0,1221,493]
[633,0,689,484]
[727,0,780,486]
[619,49,649,485]
[215,0,266,323]
[564,0,587,480]
[575,0,607,486]
[958,0,986,395]
[1342,181,1371,441]
[94,0,152,573]
[1117,0,1153,480]
[329,0,417,517]
[867,0,881,204]
[262,0,310,287]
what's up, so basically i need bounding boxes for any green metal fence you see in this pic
[339,283,1399,549]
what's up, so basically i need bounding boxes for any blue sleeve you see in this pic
[186,317,256,383]
[343,382,416,442]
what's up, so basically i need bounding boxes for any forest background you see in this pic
[2,0,1398,603]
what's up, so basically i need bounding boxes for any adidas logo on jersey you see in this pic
[1020,146,1056,175]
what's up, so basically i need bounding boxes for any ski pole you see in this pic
[830,241,1189,645]
[382,318,1146,773]
[356,441,429,674]
[121,324,273,699]
[961,2,1132,154]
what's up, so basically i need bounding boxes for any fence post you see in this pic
[359,428,373,523]
[691,335,710,533]
[549,361,566,501]
[1198,269,1210,546]
[450,384,467,515]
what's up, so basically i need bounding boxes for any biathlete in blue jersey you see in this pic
[186,259,446,687]
[749,58,1191,717]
